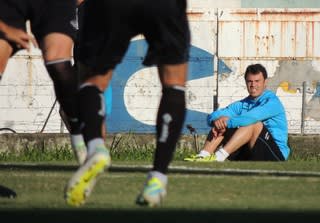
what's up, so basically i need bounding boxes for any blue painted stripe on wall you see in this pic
[106,39,231,133]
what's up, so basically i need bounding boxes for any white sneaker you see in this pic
[64,146,111,206]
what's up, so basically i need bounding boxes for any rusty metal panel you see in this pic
[218,8,320,58]
[188,0,241,9]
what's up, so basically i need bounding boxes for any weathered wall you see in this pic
[217,8,320,134]
[241,0,320,8]
[188,0,320,8]
[0,3,320,134]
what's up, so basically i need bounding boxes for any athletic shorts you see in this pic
[0,0,76,53]
[78,0,190,76]
[208,125,285,161]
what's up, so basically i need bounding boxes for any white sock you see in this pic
[214,147,229,162]
[199,150,211,157]
[70,134,85,148]
[87,138,105,157]
[149,171,168,186]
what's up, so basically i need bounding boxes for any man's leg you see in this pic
[136,63,187,207]
[0,39,13,80]
[249,126,285,161]
[184,129,224,162]
[41,33,86,164]
[77,72,112,147]
[216,122,263,161]
[64,71,112,207]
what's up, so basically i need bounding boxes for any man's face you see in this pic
[245,72,267,99]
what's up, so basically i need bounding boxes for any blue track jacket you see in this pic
[207,90,290,159]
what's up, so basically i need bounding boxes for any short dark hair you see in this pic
[244,64,268,80]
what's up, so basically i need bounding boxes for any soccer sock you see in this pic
[153,86,186,174]
[214,147,229,162]
[0,73,2,81]
[45,59,80,134]
[199,150,210,157]
[87,138,105,157]
[70,134,85,149]
[77,84,105,147]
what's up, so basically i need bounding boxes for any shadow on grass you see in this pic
[0,209,319,223]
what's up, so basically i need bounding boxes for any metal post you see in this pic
[60,118,65,133]
[213,9,221,111]
[301,81,306,135]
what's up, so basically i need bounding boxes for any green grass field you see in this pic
[0,160,320,223]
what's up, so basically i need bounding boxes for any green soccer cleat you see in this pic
[184,154,216,162]
[64,146,111,207]
[136,177,166,207]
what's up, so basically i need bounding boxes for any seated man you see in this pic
[185,63,290,162]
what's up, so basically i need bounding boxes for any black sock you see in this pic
[153,86,186,173]
[77,85,105,143]
[45,60,80,134]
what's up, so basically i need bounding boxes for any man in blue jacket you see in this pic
[185,63,290,162]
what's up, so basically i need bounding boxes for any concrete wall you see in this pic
[0,3,320,134]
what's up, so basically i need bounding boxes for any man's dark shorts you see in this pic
[0,0,76,54]
[208,125,285,161]
[78,0,190,76]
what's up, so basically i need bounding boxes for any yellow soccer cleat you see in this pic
[65,147,111,207]
[184,154,216,162]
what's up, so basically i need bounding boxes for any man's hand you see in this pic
[213,116,229,130]
[211,116,229,138]
[0,21,38,50]
[212,126,226,138]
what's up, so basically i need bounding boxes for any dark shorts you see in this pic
[209,126,285,161]
[78,0,190,76]
[0,0,76,53]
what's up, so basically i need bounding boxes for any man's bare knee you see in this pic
[252,122,263,133]
[238,122,263,132]
[0,40,13,73]
[41,33,73,61]
[248,122,263,147]
[158,63,187,86]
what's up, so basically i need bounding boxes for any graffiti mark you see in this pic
[268,60,320,121]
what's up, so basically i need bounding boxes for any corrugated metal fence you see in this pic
[0,7,319,134]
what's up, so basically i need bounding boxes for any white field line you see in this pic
[111,164,320,177]
[1,163,320,177]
